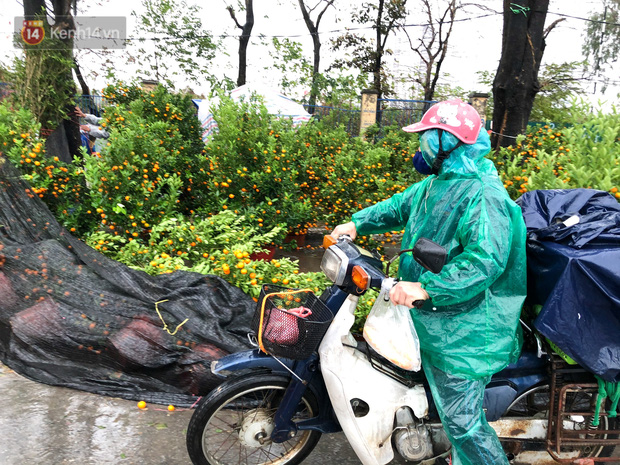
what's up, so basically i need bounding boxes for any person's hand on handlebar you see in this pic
[330,221,357,241]
[390,281,429,308]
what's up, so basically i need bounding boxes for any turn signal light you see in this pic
[323,235,337,249]
[352,265,370,290]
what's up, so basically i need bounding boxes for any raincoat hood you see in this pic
[419,127,491,175]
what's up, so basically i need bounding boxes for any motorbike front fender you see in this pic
[211,348,295,377]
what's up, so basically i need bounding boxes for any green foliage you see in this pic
[203,97,422,251]
[84,210,329,300]
[528,109,620,194]
[203,95,312,237]
[9,33,76,128]
[582,0,620,93]
[491,103,620,201]
[269,38,313,93]
[309,72,370,107]
[0,101,92,233]
[529,62,587,123]
[329,0,408,97]
[478,62,587,125]
[132,0,219,88]
[1,83,209,238]
[10,82,616,317]
[86,83,209,237]
[0,94,430,332]
[100,81,145,106]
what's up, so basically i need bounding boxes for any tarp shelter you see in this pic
[197,83,312,143]
[0,156,255,406]
[517,189,620,382]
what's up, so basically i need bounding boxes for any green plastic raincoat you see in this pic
[352,129,526,379]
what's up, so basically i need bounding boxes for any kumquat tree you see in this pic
[490,102,620,202]
[1,82,618,309]
[0,81,420,304]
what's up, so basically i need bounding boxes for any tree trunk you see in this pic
[23,0,81,162]
[53,0,81,161]
[492,0,549,149]
[305,30,321,111]
[74,58,90,96]
[236,0,254,87]
[24,0,46,17]
[373,0,385,100]
[298,0,334,113]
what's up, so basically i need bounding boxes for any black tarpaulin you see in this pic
[0,156,253,406]
[517,189,620,382]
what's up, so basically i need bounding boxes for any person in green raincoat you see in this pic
[330,99,527,465]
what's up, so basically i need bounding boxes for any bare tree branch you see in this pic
[544,17,565,39]
[405,0,459,102]
[226,6,243,29]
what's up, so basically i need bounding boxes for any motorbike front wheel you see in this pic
[186,373,322,465]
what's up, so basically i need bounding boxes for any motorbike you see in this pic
[186,235,619,465]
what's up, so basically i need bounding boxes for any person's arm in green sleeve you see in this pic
[418,193,513,308]
[352,184,418,235]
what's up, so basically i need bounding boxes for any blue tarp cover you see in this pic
[517,189,620,382]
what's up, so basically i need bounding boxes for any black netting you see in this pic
[0,156,253,407]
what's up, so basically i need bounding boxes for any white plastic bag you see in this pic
[362,278,422,371]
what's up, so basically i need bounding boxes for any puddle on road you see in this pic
[0,362,372,465]
[273,232,402,274]
[274,246,324,273]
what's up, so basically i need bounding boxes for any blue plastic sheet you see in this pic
[517,189,620,382]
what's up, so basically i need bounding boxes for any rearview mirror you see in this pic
[412,237,447,274]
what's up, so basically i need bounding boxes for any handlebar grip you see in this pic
[412,300,425,309]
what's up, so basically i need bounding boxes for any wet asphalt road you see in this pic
[3,362,620,465]
[0,362,372,465]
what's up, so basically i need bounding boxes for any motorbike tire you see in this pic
[186,373,322,465]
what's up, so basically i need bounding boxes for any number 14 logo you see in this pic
[21,20,45,46]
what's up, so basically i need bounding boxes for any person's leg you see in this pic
[424,362,508,465]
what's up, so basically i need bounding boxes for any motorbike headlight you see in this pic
[320,246,348,285]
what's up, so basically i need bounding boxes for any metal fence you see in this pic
[377,98,435,129]
[75,94,107,117]
[72,95,431,138]
[304,104,361,137]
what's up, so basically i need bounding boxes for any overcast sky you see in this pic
[1,0,618,104]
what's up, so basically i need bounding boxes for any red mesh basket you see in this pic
[251,285,333,360]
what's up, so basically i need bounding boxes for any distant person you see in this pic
[75,107,109,155]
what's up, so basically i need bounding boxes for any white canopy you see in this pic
[197,83,311,142]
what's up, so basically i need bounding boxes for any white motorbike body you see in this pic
[318,294,429,465]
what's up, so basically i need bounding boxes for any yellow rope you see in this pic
[154,299,189,336]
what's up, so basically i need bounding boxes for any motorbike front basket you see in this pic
[251,285,333,360]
